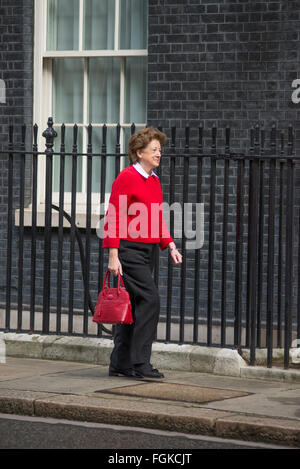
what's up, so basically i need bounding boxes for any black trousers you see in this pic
[109,240,160,371]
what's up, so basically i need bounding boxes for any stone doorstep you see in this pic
[1,332,300,382]
[0,332,248,376]
[240,348,300,367]
[0,389,299,447]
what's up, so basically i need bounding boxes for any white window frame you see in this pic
[16,0,147,228]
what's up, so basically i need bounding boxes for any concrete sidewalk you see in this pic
[0,333,299,447]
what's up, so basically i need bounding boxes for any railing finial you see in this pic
[42,117,57,153]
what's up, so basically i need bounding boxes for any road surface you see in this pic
[0,413,291,452]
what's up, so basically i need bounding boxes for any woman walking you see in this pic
[103,127,182,378]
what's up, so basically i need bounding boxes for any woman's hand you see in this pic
[168,243,182,265]
[108,248,123,276]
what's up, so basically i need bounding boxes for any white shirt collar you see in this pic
[132,162,159,179]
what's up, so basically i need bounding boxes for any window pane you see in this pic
[84,0,115,50]
[124,57,147,123]
[47,0,79,50]
[90,128,117,193]
[53,126,83,193]
[120,0,148,49]
[52,58,84,123]
[88,58,120,123]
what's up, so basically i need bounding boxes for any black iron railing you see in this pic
[0,118,299,369]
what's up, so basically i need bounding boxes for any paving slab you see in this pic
[0,356,300,447]
[204,387,300,421]
[163,369,300,392]
[0,389,59,416]
[0,358,97,381]
[0,359,140,394]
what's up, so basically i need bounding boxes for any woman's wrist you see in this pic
[109,248,119,258]
[168,243,177,252]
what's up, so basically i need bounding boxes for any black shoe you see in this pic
[109,367,136,378]
[133,365,164,379]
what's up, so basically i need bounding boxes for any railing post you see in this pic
[68,124,78,334]
[248,124,260,366]
[256,125,265,348]
[42,117,57,334]
[179,126,190,344]
[115,123,121,178]
[207,124,217,346]
[277,132,285,348]
[84,124,93,336]
[266,124,276,368]
[284,125,295,369]
[221,126,230,347]
[192,124,203,344]
[166,126,176,342]
[56,123,65,335]
[17,124,26,332]
[30,124,38,333]
[234,150,245,352]
[5,125,14,331]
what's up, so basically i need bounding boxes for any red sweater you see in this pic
[102,165,173,250]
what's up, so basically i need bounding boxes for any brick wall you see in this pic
[0,0,33,305]
[147,0,300,330]
[148,0,300,148]
[0,0,33,144]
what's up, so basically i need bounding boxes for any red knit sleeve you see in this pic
[102,171,131,248]
[157,181,174,250]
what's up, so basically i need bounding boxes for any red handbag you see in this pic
[92,269,133,324]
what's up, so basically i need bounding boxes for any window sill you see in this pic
[15,204,101,230]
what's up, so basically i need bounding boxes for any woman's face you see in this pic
[137,139,162,171]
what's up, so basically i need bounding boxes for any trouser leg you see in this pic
[109,241,160,371]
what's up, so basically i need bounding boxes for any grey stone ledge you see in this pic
[1,332,300,382]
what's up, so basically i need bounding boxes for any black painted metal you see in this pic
[208,125,217,346]
[42,118,56,333]
[179,127,189,343]
[193,125,203,344]
[221,127,230,347]
[2,118,299,369]
[166,126,176,342]
[266,125,276,368]
[30,124,38,333]
[278,132,285,349]
[284,126,295,369]
[17,125,26,332]
[5,125,13,331]
[234,151,244,351]
[56,123,65,335]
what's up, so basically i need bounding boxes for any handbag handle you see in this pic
[102,269,125,295]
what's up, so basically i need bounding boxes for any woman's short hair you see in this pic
[128,127,167,164]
